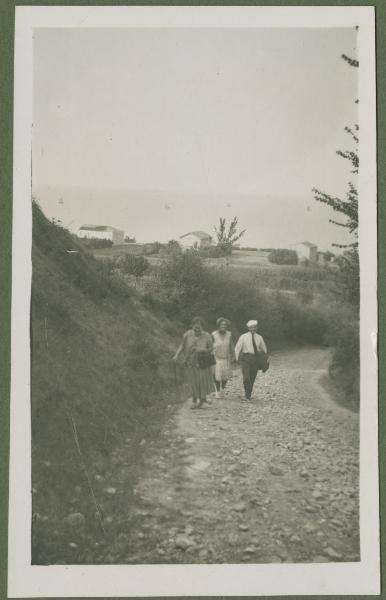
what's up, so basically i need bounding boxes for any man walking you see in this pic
[235,320,268,401]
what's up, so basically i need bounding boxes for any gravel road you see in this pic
[106,346,360,564]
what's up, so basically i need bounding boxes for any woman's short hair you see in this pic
[216,317,230,328]
[191,316,205,328]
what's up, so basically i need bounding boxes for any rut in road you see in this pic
[108,347,359,564]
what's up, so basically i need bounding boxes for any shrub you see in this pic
[268,249,298,265]
[151,250,327,345]
[325,306,360,409]
[116,254,149,278]
[166,240,182,254]
[149,241,163,255]
[77,237,113,249]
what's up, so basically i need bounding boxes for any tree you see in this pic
[312,54,358,249]
[312,50,359,306]
[214,217,246,255]
[311,46,360,407]
[166,239,182,254]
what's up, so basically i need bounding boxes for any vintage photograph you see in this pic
[8,5,379,597]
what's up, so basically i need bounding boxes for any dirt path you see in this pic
[107,347,359,564]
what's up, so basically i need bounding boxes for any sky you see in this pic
[33,27,358,250]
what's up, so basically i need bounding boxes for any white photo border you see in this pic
[9,5,379,597]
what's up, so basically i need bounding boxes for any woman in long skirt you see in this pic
[212,318,235,398]
[173,317,215,409]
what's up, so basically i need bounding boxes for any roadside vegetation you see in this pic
[31,202,184,564]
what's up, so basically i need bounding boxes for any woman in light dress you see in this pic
[212,318,235,398]
[173,317,215,409]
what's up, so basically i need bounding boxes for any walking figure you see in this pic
[235,319,268,401]
[173,317,215,409]
[212,318,235,398]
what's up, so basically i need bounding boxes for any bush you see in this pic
[268,249,298,265]
[165,240,182,254]
[116,254,149,278]
[150,250,327,345]
[334,250,360,305]
[149,241,164,255]
[77,237,113,249]
[325,306,360,409]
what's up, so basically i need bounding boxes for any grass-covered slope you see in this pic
[31,203,182,564]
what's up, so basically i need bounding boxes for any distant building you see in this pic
[291,241,318,263]
[179,231,213,249]
[77,225,125,245]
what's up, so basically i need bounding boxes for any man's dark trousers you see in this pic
[240,353,259,399]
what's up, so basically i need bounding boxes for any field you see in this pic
[93,247,333,291]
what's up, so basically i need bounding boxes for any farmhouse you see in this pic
[77,225,125,245]
[179,231,213,249]
[291,241,318,263]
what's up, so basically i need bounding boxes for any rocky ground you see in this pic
[92,346,360,564]
[47,346,358,567]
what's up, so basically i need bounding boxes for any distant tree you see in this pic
[268,249,298,265]
[117,254,149,278]
[151,241,163,255]
[166,239,182,254]
[214,217,246,255]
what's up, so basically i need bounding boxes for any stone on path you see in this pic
[243,545,257,554]
[175,535,195,550]
[233,503,247,513]
[313,555,330,563]
[323,547,343,560]
[269,465,284,476]
[64,512,85,527]
[312,490,325,500]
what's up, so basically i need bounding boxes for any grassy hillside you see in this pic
[31,203,183,564]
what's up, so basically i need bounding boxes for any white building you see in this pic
[291,241,318,263]
[179,231,213,249]
[77,225,125,245]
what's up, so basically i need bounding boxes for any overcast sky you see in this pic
[33,27,358,249]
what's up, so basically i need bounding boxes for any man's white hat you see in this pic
[247,319,258,327]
